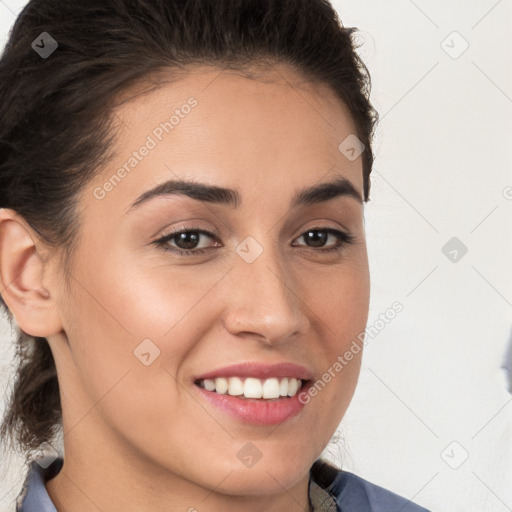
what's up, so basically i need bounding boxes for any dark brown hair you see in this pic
[0,0,378,462]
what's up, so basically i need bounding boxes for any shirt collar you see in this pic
[16,458,62,512]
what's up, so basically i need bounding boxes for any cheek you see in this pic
[64,251,232,428]
[302,262,369,414]
[78,251,222,352]
[62,256,204,450]
[61,251,192,400]
[308,259,370,342]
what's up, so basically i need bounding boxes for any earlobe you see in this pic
[0,208,63,337]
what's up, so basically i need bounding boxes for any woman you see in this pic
[0,0,430,510]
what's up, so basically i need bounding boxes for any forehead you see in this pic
[87,63,363,213]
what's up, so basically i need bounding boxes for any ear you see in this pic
[0,208,64,337]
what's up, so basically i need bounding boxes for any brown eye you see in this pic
[154,228,219,255]
[293,228,355,253]
[153,226,354,256]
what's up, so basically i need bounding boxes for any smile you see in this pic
[195,376,304,399]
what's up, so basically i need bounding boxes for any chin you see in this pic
[214,466,307,496]
[204,450,314,496]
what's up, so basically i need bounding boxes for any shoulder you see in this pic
[310,459,431,512]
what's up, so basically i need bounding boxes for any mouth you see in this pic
[193,377,312,425]
[192,362,314,425]
[194,376,307,400]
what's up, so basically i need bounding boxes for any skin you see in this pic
[0,63,370,512]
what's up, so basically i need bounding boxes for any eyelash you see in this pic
[153,226,356,256]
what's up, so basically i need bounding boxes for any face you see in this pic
[46,64,370,496]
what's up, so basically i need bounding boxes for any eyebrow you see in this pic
[126,174,363,214]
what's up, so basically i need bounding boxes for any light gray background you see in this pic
[1,1,511,511]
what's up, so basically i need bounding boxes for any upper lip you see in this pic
[194,362,314,382]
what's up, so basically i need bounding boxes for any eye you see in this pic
[153,226,355,256]
[292,227,355,253]
[153,227,220,255]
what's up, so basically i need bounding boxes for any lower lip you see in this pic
[193,382,311,425]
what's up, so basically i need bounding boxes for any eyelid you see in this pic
[157,222,222,242]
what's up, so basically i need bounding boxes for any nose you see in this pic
[221,241,310,346]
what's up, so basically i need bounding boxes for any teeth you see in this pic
[262,377,280,399]
[200,377,303,399]
[215,377,228,394]
[279,378,289,397]
[228,377,244,396]
[287,377,299,396]
[244,377,262,398]
[204,379,216,391]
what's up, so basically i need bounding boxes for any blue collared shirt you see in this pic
[16,457,431,511]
